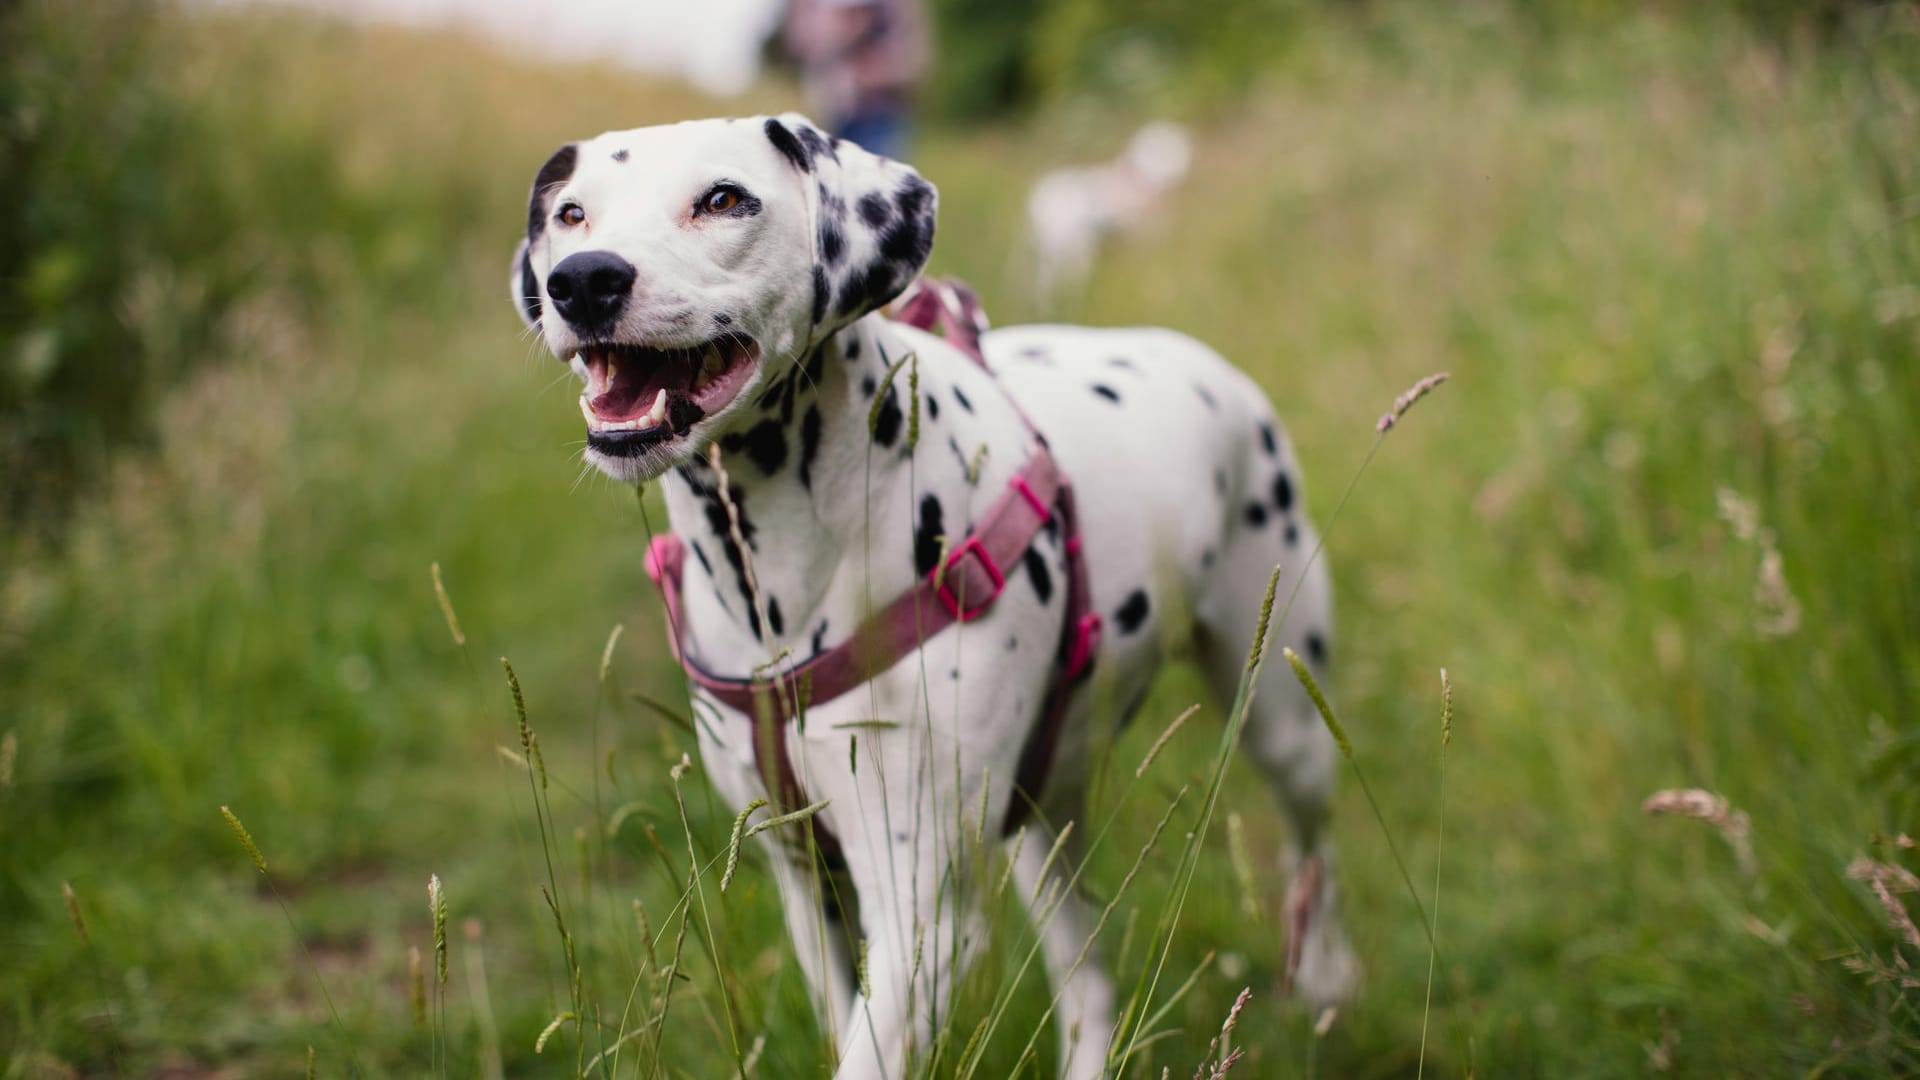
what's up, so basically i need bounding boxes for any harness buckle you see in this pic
[1068,612,1102,679]
[934,537,1005,622]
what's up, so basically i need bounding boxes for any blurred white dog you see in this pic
[1027,121,1193,306]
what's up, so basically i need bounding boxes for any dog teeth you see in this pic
[647,389,669,426]
[702,345,724,375]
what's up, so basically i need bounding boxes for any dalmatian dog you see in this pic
[510,115,1356,1079]
[1028,121,1193,308]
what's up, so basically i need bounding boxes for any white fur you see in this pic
[513,115,1353,1079]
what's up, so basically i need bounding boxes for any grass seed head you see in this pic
[598,622,624,683]
[407,944,425,1026]
[1440,667,1453,745]
[1285,648,1352,759]
[220,805,268,874]
[1226,812,1261,921]
[722,797,769,892]
[430,562,465,646]
[428,873,449,985]
[500,657,531,757]
[535,1011,575,1053]
[1642,788,1756,879]
[1138,703,1201,778]
[1375,370,1451,433]
[61,881,87,946]
[0,728,15,797]
[1242,565,1282,675]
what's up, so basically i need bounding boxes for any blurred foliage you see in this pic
[0,0,235,532]
[0,0,480,546]
[930,0,1897,119]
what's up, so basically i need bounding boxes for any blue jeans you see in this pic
[837,108,911,163]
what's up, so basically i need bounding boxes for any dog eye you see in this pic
[556,204,586,227]
[700,186,742,214]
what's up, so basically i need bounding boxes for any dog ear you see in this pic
[763,114,937,335]
[511,142,579,328]
[510,239,541,327]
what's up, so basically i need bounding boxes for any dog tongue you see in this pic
[590,361,647,419]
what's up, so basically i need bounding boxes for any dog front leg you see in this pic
[763,840,858,1051]
[832,844,973,1080]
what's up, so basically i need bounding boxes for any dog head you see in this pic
[511,114,937,483]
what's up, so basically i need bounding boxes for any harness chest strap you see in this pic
[644,443,1100,852]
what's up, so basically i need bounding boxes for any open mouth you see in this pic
[578,335,757,457]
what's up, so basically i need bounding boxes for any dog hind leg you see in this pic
[1012,830,1116,1080]
[1193,493,1360,1010]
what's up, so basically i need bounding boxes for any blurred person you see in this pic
[783,0,929,161]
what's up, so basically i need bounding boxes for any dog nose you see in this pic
[545,251,637,331]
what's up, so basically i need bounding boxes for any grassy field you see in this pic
[4,4,1919,1077]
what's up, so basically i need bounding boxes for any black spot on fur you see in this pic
[1005,636,1019,651]
[861,374,877,399]
[1022,547,1054,603]
[525,143,578,239]
[799,406,823,490]
[1194,383,1218,410]
[1259,422,1278,457]
[914,495,945,577]
[713,312,732,326]
[1306,632,1329,666]
[895,176,933,223]
[767,595,784,637]
[795,124,835,165]
[667,395,704,435]
[1285,523,1300,546]
[835,263,895,319]
[1201,547,1217,568]
[819,219,846,266]
[699,488,761,640]
[612,148,629,162]
[1107,356,1135,371]
[952,385,973,413]
[690,541,714,575]
[878,212,929,265]
[873,386,903,448]
[845,337,861,360]
[1091,384,1121,403]
[926,394,939,421]
[739,419,787,475]
[1273,471,1294,511]
[947,435,972,477]
[1116,590,1151,634]
[811,265,830,324]
[811,620,829,657]
[1213,469,1227,495]
[858,192,892,227]
[803,343,827,388]
[517,248,542,324]
[1245,502,1269,528]
[765,119,811,172]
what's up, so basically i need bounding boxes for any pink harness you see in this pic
[644,280,1101,862]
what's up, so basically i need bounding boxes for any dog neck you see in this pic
[658,314,941,670]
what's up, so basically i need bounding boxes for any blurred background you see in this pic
[3,0,1918,1075]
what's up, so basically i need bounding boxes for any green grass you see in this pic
[4,3,1919,1076]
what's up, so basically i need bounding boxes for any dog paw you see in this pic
[1282,852,1362,1009]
